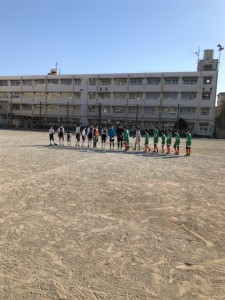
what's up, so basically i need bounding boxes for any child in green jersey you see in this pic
[153,126,159,153]
[161,130,166,153]
[185,130,192,156]
[166,129,172,154]
[144,129,151,152]
[123,127,130,151]
[174,130,180,155]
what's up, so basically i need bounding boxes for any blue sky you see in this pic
[0,0,224,96]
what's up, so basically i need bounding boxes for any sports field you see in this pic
[0,130,225,300]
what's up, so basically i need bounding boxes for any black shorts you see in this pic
[58,132,63,138]
[76,133,81,141]
[117,135,123,142]
[49,133,54,140]
[101,134,107,143]
[109,137,114,142]
[88,133,93,140]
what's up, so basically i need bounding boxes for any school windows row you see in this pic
[0,76,214,87]
[11,103,211,116]
[0,91,212,101]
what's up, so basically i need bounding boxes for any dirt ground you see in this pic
[0,130,225,300]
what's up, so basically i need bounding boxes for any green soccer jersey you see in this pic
[153,130,159,144]
[174,132,180,146]
[166,132,172,145]
[123,129,130,143]
[161,133,166,145]
[145,133,149,145]
[186,132,192,147]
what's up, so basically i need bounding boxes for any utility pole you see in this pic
[135,103,139,127]
[98,102,102,129]
[66,102,69,131]
[39,101,42,128]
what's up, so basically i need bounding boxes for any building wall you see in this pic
[0,50,218,136]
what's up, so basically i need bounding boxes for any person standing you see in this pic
[101,126,108,149]
[49,126,55,145]
[161,130,166,153]
[123,126,130,151]
[144,129,151,152]
[67,131,72,146]
[133,126,141,150]
[87,124,93,147]
[75,124,81,147]
[81,127,87,147]
[174,130,180,155]
[93,124,99,148]
[108,125,116,149]
[153,126,159,153]
[166,128,172,154]
[57,124,65,145]
[185,129,192,156]
[116,124,124,150]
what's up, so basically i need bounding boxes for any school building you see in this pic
[0,49,219,136]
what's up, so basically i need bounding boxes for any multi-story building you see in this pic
[215,92,225,138]
[0,49,218,136]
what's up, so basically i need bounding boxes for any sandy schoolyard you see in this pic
[0,130,225,300]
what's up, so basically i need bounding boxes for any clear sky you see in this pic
[0,0,224,96]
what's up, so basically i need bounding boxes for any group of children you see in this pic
[48,124,192,156]
[143,126,192,156]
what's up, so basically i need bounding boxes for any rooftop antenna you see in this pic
[217,44,224,71]
[55,62,58,73]
[194,47,200,64]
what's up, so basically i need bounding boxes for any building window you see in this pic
[73,105,81,112]
[88,105,96,112]
[0,92,8,98]
[180,107,196,115]
[47,105,59,111]
[146,92,160,100]
[22,80,32,86]
[11,92,20,98]
[181,92,197,100]
[74,78,81,85]
[147,77,161,85]
[34,92,46,99]
[47,92,60,99]
[89,92,97,99]
[47,79,59,85]
[163,92,178,100]
[199,123,209,133]
[89,78,97,85]
[99,78,111,85]
[203,77,212,84]
[162,107,177,114]
[202,92,210,100]
[182,77,198,84]
[145,107,158,114]
[201,107,210,115]
[114,78,127,85]
[164,77,179,84]
[0,80,8,86]
[204,65,213,71]
[61,79,72,85]
[61,92,74,99]
[128,107,136,113]
[101,106,110,113]
[98,92,110,99]
[129,92,143,99]
[22,104,32,110]
[113,92,126,99]
[22,92,33,98]
[130,78,143,85]
[10,80,20,86]
[113,106,125,113]
[34,79,46,85]
[74,92,81,99]
[12,104,20,110]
